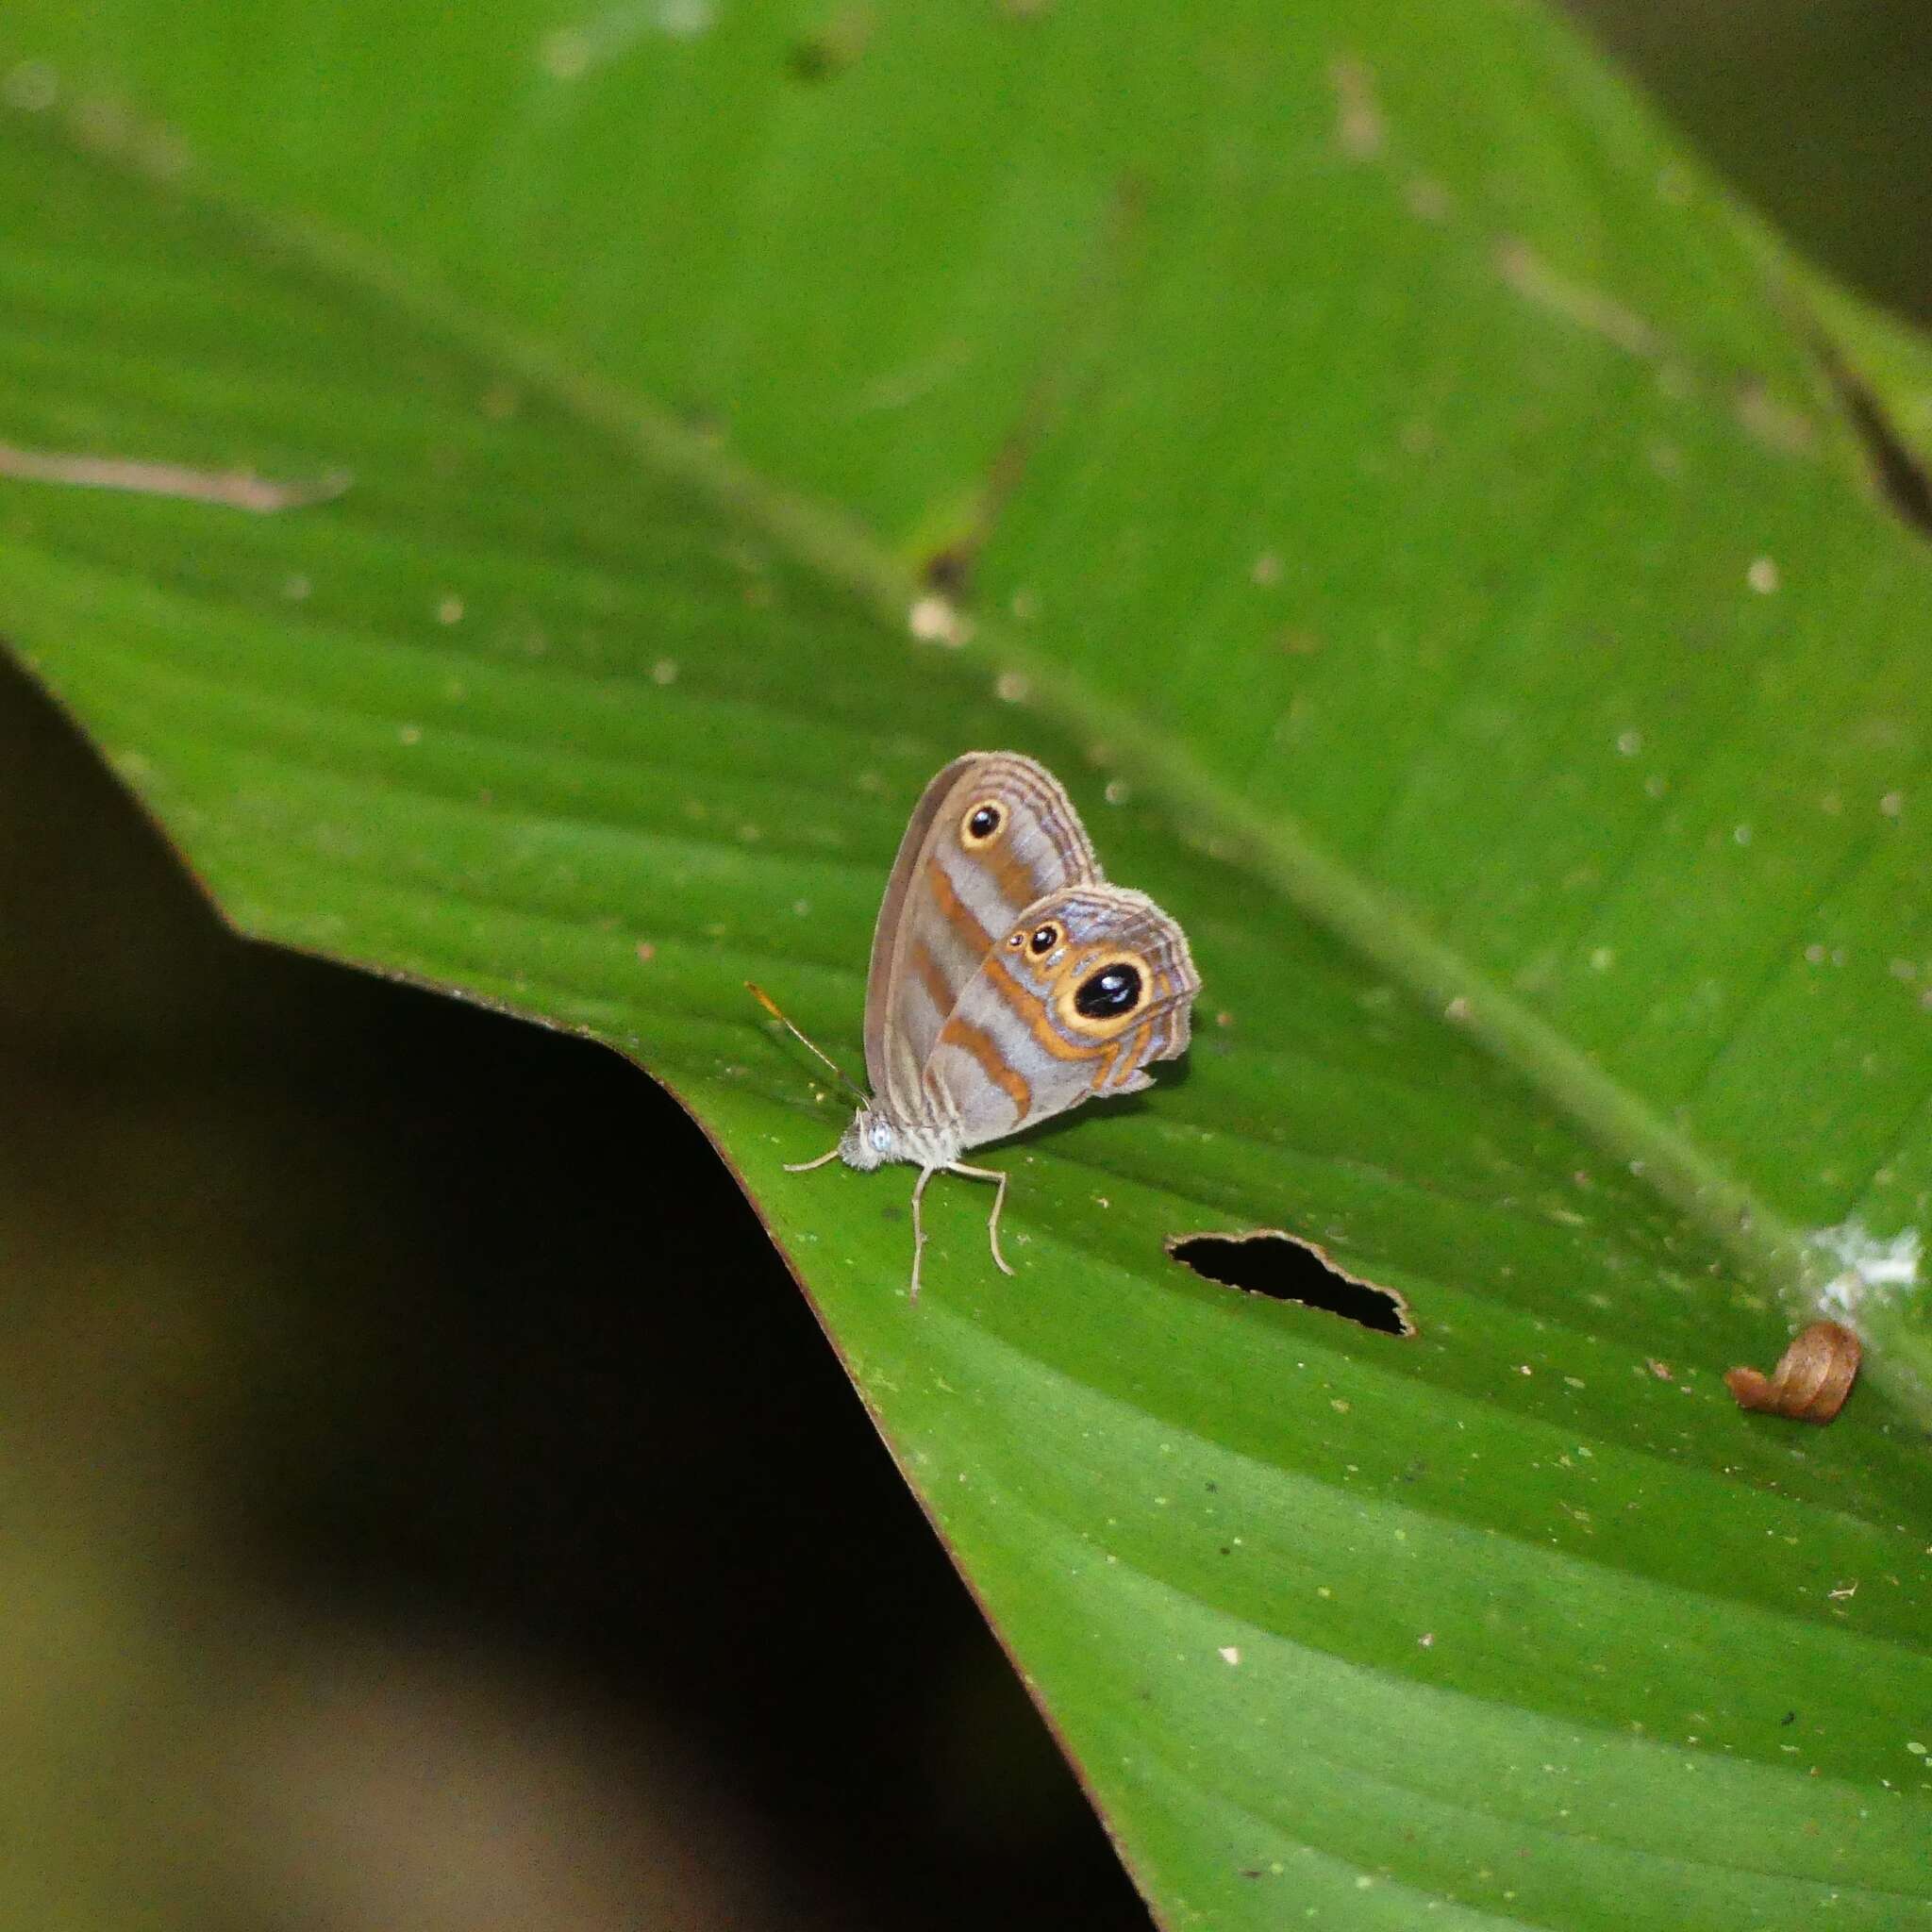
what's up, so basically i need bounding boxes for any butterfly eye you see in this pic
[1074,961,1143,1019]
[961,801,1004,845]
[1028,923,1060,957]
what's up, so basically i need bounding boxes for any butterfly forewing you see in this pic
[864,753,1103,1119]
[922,883,1200,1149]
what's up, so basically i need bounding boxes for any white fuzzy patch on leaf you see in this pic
[1810,1219,1923,1329]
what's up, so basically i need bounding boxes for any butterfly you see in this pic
[756,751,1199,1299]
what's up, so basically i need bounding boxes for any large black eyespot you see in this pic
[962,801,1003,845]
[1028,923,1060,957]
[1074,962,1143,1019]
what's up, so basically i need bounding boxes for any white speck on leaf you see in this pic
[541,0,713,79]
[1405,175,1452,222]
[3,60,58,111]
[1328,55,1385,161]
[908,594,972,647]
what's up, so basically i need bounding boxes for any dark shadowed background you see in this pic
[1,8,1926,1926]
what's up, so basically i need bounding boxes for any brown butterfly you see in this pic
[758,751,1199,1299]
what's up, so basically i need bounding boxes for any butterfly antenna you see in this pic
[746,983,870,1104]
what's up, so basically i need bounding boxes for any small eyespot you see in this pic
[1006,930,1024,948]
[1074,962,1143,1019]
[1028,923,1060,957]
[962,801,1004,845]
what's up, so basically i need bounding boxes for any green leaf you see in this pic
[3,4,1930,1926]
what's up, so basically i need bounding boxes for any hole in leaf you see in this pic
[1167,1230,1415,1338]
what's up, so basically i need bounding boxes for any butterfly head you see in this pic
[839,1107,901,1172]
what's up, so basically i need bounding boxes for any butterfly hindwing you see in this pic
[864,752,1102,1119]
[922,883,1200,1149]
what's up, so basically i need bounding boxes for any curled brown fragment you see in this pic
[1724,1321,1861,1424]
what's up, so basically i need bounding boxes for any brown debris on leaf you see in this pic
[1724,1320,1861,1424]
[0,440,348,513]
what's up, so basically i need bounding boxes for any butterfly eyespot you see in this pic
[1028,923,1060,956]
[961,801,1004,845]
[1074,961,1143,1019]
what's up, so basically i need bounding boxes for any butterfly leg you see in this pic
[908,1164,941,1303]
[947,1162,1015,1277]
[785,1145,843,1174]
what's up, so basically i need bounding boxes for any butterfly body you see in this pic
[782,752,1199,1297]
[832,1108,959,1174]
